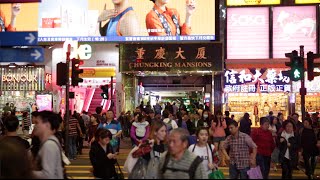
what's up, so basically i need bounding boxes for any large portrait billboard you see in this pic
[37,0,216,42]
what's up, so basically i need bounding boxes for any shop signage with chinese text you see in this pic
[224,68,291,93]
[227,0,280,6]
[120,43,223,72]
[0,66,45,91]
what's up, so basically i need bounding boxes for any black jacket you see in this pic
[277,132,300,163]
[239,118,252,135]
[89,141,116,179]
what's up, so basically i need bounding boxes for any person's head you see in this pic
[244,112,250,120]
[274,102,277,105]
[82,110,87,115]
[151,0,169,6]
[269,111,273,116]
[225,111,230,117]
[277,112,284,120]
[303,118,313,129]
[112,0,127,5]
[282,120,296,134]
[194,113,200,120]
[4,115,19,133]
[149,110,155,118]
[136,113,145,122]
[168,128,189,157]
[202,110,210,120]
[196,127,209,145]
[231,114,235,119]
[162,110,171,119]
[182,114,189,121]
[149,120,167,144]
[106,110,114,120]
[260,117,270,131]
[91,114,99,123]
[292,113,299,122]
[0,140,33,179]
[228,120,239,136]
[271,117,279,126]
[22,111,28,117]
[135,107,141,113]
[94,128,112,146]
[96,106,103,115]
[31,111,39,124]
[5,103,9,106]
[311,113,318,121]
[33,111,60,138]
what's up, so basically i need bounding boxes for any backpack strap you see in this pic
[208,143,213,162]
[188,156,203,179]
[192,144,197,152]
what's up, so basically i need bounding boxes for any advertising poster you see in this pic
[36,94,53,111]
[227,7,269,59]
[227,0,280,6]
[38,0,216,42]
[0,2,38,32]
[273,6,317,58]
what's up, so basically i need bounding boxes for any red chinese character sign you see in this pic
[119,43,222,72]
[224,68,291,93]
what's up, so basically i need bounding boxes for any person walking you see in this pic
[157,128,207,179]
[210,111,227,167]
[300,118,318,179]
[251,117,275,179]
[89,128,117,179]
[278,120,300,179]
[239,113,252,135]
[130,113,150,146]
[88,114,100,145]
[32,111,64,179]
[188,127,219,176]
[222,120,257,179]
[68,111,83,160]
[22,111,31,137]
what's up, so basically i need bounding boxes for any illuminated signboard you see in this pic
[227,0,280,6]
[224,68,291,93]
[295,0,320,4]
[36,94,52,111]
[37,0,216,42]
[273,6,317,58]
[0,3,38,32]
[227,7,269,59]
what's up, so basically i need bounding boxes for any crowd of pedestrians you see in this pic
[1,100,320,179]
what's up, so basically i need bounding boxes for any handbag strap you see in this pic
[116,160,123,175]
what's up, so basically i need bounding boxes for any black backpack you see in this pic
[161,152,203,179]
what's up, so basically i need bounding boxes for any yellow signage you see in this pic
[295,0,320,4]
[227,0,281,6]
[69,67,116,78]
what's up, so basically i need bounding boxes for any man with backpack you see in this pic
[162,110,178,133]
[158,128,207,179]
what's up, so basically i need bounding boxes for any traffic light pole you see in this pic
[300,45,306,121]
[65,44,71,157]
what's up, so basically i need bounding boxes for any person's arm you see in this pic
[194,158,209,179]
[33,142,61,179]
[250,129,257,144]
[76,122,83,137]
[142,125,150,142]
[89,145,98,167]
[130,124,138,143]
[245,135,257,167]
[120,11,142,36]
[222,136,230,160]
[115,122,122,138]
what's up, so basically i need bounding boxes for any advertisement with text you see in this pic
[37,0,216,42]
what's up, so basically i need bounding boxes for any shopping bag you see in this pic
[208,169,225,179]
[110,137,118,147]
[124,146,139,173]
[128,157,148,179]
[115,161,124,179]
[247,166,263,179]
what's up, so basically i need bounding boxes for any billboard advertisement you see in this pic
[0,2,38,32]
[273,6,317,58]
[227,7,269,59]
[227,0,280,6]
[37,0,216,42]
[295,0,320,4]
[36,94,53,111]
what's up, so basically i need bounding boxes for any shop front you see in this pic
[0,65,47,118]
[223,68,291,126]
[119,43,223,112]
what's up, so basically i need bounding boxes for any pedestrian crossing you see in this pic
[66,139,315,179]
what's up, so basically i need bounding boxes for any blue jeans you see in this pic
[68,136,77,159]
[256,154,271,179]
[229,164,250,179]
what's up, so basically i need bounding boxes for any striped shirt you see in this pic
[69,117,78,136]
[158,150,207,179]
[23,116,31,129]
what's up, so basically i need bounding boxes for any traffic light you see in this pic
[285,50,304,81]
[71,58,84,86]
[307,51,320,81]
[57,62,68,86]
[100,85,109,99]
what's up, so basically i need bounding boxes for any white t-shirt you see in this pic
[132,121,149,137]
[188,144,215,175]
[163,118,178,129]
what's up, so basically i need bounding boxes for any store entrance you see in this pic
[137,74,212,113]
